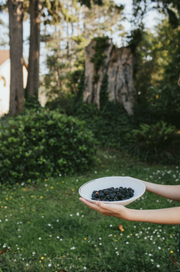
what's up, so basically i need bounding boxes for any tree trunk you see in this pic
[8,0,24,115]
[83,39,136,115]
[27,0,42,97]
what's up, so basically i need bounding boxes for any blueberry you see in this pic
[129,192,133,197]
[91,186,134,201]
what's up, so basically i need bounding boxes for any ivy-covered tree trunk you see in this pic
[27,0,42,97]
[83,39,136,115]
[8,0,24,115]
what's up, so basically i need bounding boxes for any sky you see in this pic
[115,0,163,32]
[0,0,163,75]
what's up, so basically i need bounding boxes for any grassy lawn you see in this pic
[0,147,180,271]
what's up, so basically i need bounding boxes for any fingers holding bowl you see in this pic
[79,197,127,219]
[79,197,117,216]
[79,197,104,213]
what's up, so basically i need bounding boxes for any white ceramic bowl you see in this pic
[79,176,146,206]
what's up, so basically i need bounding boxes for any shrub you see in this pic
[0,109,97,184]
[45,92,76,116]
[131,121,180,163]
[24,88,42,110]
[75,101,135,151]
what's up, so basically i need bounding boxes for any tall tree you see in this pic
[27,0,104,99]
[8,0,24,115]
[27,0,42,97]
[43,0,124,100]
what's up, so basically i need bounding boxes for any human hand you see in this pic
[79,197,127,219]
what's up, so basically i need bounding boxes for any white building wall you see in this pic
[0,60,10,116]
[0,60,27,117]
[23,66,28,89]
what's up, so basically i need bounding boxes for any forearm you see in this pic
[125,206,180,224]
[139,179,180,202]
[79,198,180,225]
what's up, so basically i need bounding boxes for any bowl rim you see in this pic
[79,176,146,204]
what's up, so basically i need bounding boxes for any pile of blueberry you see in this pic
[91,186,134,201]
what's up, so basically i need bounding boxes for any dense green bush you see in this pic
[24,88,41,110]
[45,92,76,115]
[45,71,135,153]
[131,121,180,163]
[75,101,135,151]
[45,69,85,115]
[44,92,180,165]
[0,109,97,184]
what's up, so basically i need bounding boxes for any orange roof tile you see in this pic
[0,50,28,70]
[0,50,10,66]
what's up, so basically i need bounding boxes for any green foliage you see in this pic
[132,102,158,128]
[75,101,134,152]
[90,36,109,83]
[146,19,180,127]
[131,121,180,163]
[44,92,180,165]
[99,73,109,110]
[0,109,97,184]
[43,39,86,100]
[78,0,103,8]
[45,69,85,115]
[43,51,70,100]
[90,36,109,71]
[68,68,85,95]
[145,84,180,128]
[92,73,100,84]
[24,88,41,110]
[167,8,179,28]
[45,89,134,155]
[127,27,144,54]
[45,92,77,115]
[132,18,180,128]
[152,20,180,127]
[74,69,85,105]
[132,27,165,107]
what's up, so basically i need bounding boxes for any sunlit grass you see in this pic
[0,148,179,271]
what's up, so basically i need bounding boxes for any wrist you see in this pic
[117,206,131,221]
[123,207,134,221]
[124,208,143,222]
